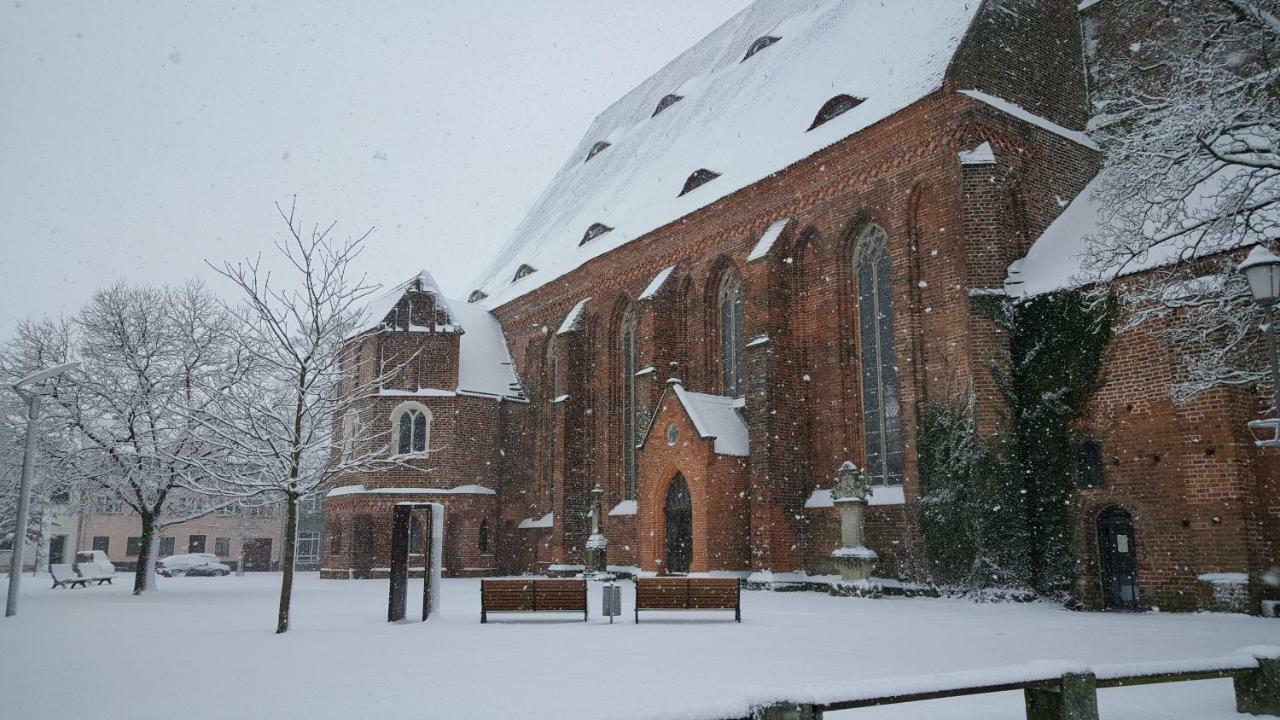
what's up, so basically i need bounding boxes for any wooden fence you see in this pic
[746,646,1280,720]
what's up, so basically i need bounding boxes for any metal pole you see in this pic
[6,394,42,617]
[1267,305,1280,414]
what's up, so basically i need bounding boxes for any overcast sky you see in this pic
[0,0,751,335]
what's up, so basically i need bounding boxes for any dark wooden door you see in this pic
[664,475,692,574]
[242,538,273,571]
[1097,507,1139,610]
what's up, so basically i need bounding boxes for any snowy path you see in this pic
[1,573,1275,719]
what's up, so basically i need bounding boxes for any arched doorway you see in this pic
[1096,506,1139,610]
[664,475,693,574]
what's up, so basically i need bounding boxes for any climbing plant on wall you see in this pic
[999,290,1114,597]
[916,290,1113,596]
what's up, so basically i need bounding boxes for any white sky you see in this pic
[0,0,751,335]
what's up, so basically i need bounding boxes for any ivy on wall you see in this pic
[917,290,1114,596]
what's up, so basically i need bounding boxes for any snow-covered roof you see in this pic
[348,269,453,339]
[555,297,590,335]
[471,0,983,308]
[959,90,1099,151]
[518,512,553,529]
[957,141,996,166]
[654,381,749,457]
[747,217,792,262]
[326,484,496,498]
[638,266,675,301]
[450,300,526,401]
[1008,167,1275,297]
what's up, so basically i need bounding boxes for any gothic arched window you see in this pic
[620,307,638,500]
[854,225,903,486]
[718,273,746,397]
[544,337,559,502]
[479,519,490,553]
[393,403,431,456]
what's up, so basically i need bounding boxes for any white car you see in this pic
[157,553,230,577]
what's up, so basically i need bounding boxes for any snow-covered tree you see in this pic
[1085,0,1280,401]
[1,283,247,593]
[193,200,408,634]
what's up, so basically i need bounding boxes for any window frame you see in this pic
[620,307,639,500]
[854,225,904,487]
[718,272,746,397]
[391,402,432,457]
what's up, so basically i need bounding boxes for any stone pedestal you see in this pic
[830,461,877,582]
[583,484,608,576]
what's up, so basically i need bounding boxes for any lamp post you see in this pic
[6,361,79,618]
[1238,246,1280,447]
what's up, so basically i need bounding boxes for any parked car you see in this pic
[157,553,230,577]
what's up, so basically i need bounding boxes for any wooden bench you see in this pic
[634,577,741,623]
[480,579,588,623]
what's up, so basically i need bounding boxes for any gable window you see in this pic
[808,94,865,131]
[513,264,537,282]
[479,519,490,554]
[393,403,431,456]
[1074,439,1107,489]
[585,141,611,163]
[653,94,683,117]
[679,169,721,197]
[855,225,904,486]
[742,35,780,62]
[581,223,613,246]
[467,290,488,304]
[620,308,638,500]
[718,273,746,397]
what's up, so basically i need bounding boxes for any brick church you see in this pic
[322,0,1279,613]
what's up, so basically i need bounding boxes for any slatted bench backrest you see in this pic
[635,577,739,610]
[481,579,586,612]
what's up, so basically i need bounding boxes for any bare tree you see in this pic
[1084,0,1280,400]
[1,283,246,593]
[195,200,412,633]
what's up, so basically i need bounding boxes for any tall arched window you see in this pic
[718,273,746,397]
[854,226,903,486]
[393,403,431,456]
[478,519,490,553]
[620,307,638,500]
[545,337,559,503]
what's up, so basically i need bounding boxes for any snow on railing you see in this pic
[699,646,1280,720]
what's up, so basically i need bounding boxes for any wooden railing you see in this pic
[745,646,1280,720]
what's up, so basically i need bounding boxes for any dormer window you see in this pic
[467,290,488,304]
[679,169,720,197]
[513,264,537,282]
[653,94,683,117]
[742,35,780,62]
[808,95,865,131]
[585,141,611,163]
[580,223,613,246]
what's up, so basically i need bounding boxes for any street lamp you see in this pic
[5,361,79,618]
[1237,245,1280,446]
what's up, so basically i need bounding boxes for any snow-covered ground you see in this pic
[1,573,1276,719]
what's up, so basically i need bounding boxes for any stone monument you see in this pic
[830,461,877,582]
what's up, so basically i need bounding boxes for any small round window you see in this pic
[666,423,679,446]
